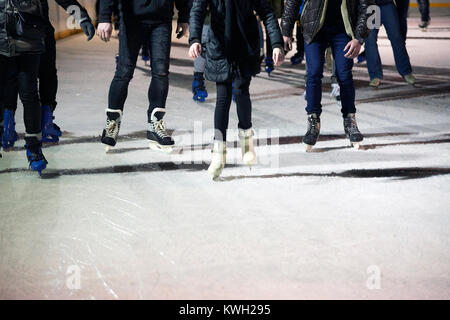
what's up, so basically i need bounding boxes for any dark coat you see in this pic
[189,0,284,82]
[281,0,373,44]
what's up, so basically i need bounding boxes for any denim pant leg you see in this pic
[382,3,412,77]
[147,22,172,121]
[396,0,410,42]
[365,28,383,80]
[331,33,356,116]
[39,22,58,111]
[304,39,326,115]
[0,56,6,125]
[108,19,143,111]
[417,0,430,22]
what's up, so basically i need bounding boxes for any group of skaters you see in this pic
[0,0,431,179]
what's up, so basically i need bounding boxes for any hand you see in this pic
[97,22,113,42]
[176,23,189,39]
[344,39,362,59]
[283,36,292,52]
[273,48,285,66]
[80,20,95,41]
[189,43,202,59]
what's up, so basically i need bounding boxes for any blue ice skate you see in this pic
[192,72,208,102]
[290,53,303,65]
[42,105,62,143]
[2,109,18,149]
[26,142,48,176]
[265,57,274,76]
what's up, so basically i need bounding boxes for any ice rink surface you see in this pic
[0,14,449,299]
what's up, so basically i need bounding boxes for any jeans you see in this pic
[417,0,430,22]
[0,54,41,135]
[365,2,413,80]
[214,73,252,141]
[304,26,356,116]
[396,0,410,41]
[109,19,172,122]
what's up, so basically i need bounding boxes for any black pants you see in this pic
[215,74,252,141]
[3,22,58,112]
[0,54,41,135]
[417,0,430,22]
[109,19,172,122]
[396,0,410,41]
[295,23,305,57]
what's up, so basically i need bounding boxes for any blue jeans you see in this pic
[304,26,356,116]
[417,0,430,22]
[396,0,410,41]
[365,2,412,80]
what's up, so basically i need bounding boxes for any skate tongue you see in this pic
[153,111,165,121]
[107,112,121,121]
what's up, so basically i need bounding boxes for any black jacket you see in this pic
[99,0,190,24]
[189,0,283,82]
[281,0,372,44]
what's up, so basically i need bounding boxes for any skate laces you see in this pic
[308,116,320,135]
[345,116,360,135]
[105,118,120,138]
[151,119,170,138]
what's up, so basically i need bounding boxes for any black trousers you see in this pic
[0,54,41,135]
[215,73,252,141]
[108,19,172,122]
[3,22,58,112]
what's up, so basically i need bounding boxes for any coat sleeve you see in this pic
[54,0,92,23]
[175,0,190,24]
[98,0,116,23]
[254,0,284,50]
[280,0,302,37]
[189,0,208,46]
[355,0,372,44]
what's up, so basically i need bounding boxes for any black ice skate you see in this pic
[343,113,364,149]
[147,108,174,152]
[101,109,122,153]
[302,113,321,152]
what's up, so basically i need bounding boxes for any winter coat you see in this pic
[0,0,45,57]
[189,0,284,82]
[281,0,373,44]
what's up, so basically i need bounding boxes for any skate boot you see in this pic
[2,109,18,150]
[42,105,62,143]
[147,108,174,152]
[330,83,341,106]
[101,109,122,152]
[239,128,256,168]
[302,113,321,152]
[142,54,150,66]
[343,113,364,149]
[290,53,303,65]
[418,20,429,31]
[208,140,226,180]
[25,136,48,176]
[192,72,208,102]
[265,57,274,76]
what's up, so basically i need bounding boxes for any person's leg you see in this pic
[39,22,58,112]
[396,0,410,42]
[147,22,172,121]
[2,64,19,149]
[330,33,356,116]
[214,81,233,141]
[304,36,327,115]
[108,19,143,112]
[382,2,413,77]
[364,28,383,81]
[234,74,252,131]
[0,56,7,133]
[417,0,430,23]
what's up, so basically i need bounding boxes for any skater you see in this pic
[282,0,370,151]
[416,0,430,30]
[1,0,95,148]
[396,0,410,41]
[0,0,48,174]
[192,22,211,103]
[364,0,415,88]
[289,0,305,66]
[263,0,284,75]
[189,0,285,179]
[97,0,190,152]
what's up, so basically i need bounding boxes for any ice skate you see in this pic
[239,128,256,168]
[208,141,226,180]
[142,54,150,66]
[343,113,364,149]
[404,74,416,86]
[290,53,303,65]
[302,113,321,152]
[418,20,429,32]
[2,109,18,150]
[25,136,48,176]
[265,57,274,76]
[101,109,122,153]
[42,105,62,144]
[330,83,341,106]
[147,108,174,153]
[192,72,208,102]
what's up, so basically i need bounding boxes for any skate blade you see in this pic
[105,145,114,153]
[243,152,256,168]
[149,141,174,153]
[304,143,314,152]
[351,142,361,150]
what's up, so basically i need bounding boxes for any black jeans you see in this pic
[109,19,172,122]
[0,54,41,135]
[215,74,252,141]
[3,22,58,112]
[396,0,410,41]
[417,0,430,22]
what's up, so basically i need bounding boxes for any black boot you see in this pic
[343,113,364,149]
[302,113,321,151]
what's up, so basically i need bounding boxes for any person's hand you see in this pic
[176,22,189,39]
[97,22,113,42]
[80,20,95,41]
[273,47,285,66]
[189,43,202,59]
[283,36,292,52]
[344,39,362,59]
